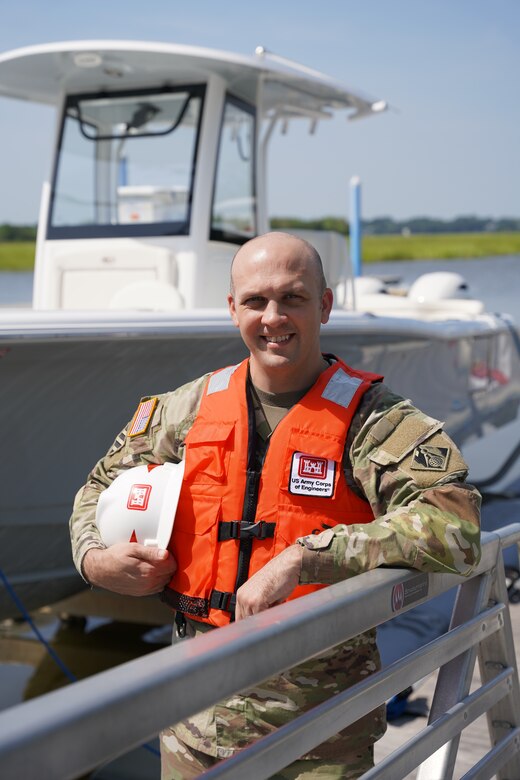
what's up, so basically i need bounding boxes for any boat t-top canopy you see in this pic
[0,39,389,312]
[0,40,387,122]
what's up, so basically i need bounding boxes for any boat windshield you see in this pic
[211,96,256,243]
[48,86,205,239]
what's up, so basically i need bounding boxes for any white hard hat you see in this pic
[96,461,185,549]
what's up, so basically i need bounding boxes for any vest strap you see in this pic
[210,590,236,613]
[174,610,187,638]
[162,587,238,617]
[218,520,276,541]
[161,588,210,619]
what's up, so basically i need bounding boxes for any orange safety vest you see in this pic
[163,357,383,627]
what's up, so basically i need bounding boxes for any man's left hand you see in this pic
[235,544,303,620]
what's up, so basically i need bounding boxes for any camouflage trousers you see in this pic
[160,732,374,779]
[160,619,385,778]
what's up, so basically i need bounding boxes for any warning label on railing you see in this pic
[391,574,429,612]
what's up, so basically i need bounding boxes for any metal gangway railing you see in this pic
[1,526,520,780]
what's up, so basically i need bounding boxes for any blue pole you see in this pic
[118,156,128,187]
[349,176,362,277]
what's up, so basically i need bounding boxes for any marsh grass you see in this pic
[0,242,36,270]
[1,233,519,272]
[363,232,520,262]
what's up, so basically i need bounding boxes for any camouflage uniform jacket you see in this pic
[70,369,481,759]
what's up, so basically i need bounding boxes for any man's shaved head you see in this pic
[227,230,334,393]
[230,232,327,297]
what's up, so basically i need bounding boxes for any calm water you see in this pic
[0,271,33,306]
[1,255,518,315]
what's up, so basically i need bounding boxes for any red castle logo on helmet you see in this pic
[298,456,327,480]
[127,484,152,511]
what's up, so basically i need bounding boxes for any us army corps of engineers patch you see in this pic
[411,444,450,471]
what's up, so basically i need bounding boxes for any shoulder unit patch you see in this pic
[128,397,158,438]
[411,444,450,471]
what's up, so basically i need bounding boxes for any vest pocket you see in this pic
[169,497,220,602]
[184,421,235,485]
[274,505,344,551]
[280,428,344,495]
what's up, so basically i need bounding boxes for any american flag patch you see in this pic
[128,398,158,437]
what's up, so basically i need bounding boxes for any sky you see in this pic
[0,0,518,224]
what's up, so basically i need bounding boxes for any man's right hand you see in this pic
[82,544,177,596]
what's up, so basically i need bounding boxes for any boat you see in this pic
[0,40,519,620]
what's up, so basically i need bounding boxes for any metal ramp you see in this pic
[1,526,519,779]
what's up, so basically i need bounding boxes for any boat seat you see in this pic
[109,280,184,310]
[39,242,178,309]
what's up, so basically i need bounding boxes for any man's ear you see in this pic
[320,288,334,324]
[227,294,240,327]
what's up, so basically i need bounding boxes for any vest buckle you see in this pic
[218,520,276,541]
[245,521,276,540]
[210,590,237,612]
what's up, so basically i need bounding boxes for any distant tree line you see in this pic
[0,224,37,241]
[362,215,520,235]
[270,216,351,235]
[1,216,520,241]
[271,215,520,236]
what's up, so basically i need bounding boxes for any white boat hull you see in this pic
[1,309,519,619]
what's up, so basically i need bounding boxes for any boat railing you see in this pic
[1,526,520,779]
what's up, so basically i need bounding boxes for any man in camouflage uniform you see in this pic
[70,232,481,779]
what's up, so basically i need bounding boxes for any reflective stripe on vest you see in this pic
[322,368,363,408]
[163,357,383,627]
[206,363,240,395]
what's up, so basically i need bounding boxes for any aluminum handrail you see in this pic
[0,527,519,779]
[201,605,509,780]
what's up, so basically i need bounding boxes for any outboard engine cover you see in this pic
[408,272,470,302]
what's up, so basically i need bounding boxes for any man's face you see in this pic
[227,235,333,392]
